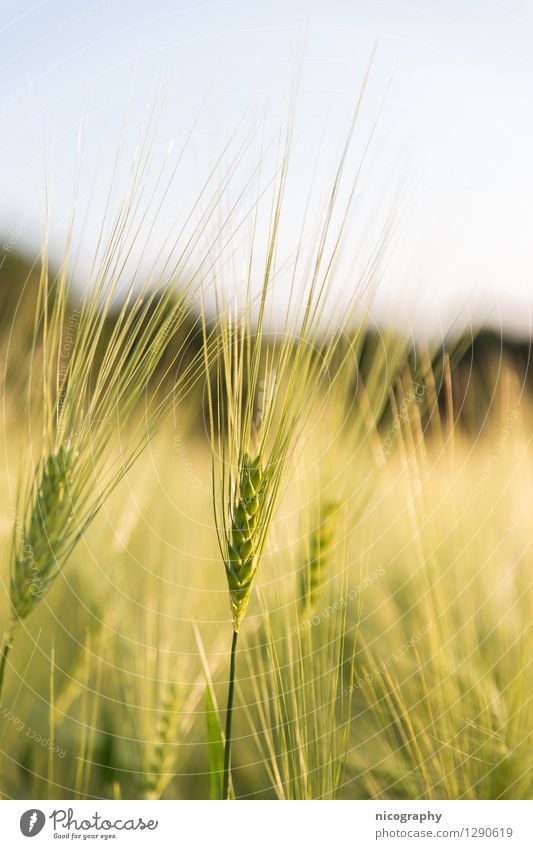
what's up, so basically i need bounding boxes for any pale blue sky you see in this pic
[2,0,533,336]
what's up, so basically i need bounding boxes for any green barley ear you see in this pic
[11,446,78,622]
[299,500,340,613]
[140,680,180,800]
[227,454,268,632]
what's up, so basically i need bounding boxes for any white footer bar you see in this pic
[1,800,531,848]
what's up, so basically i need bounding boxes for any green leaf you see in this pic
[206,682,225,800]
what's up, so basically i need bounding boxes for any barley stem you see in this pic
[222,629,239,800]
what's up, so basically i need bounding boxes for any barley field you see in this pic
[0,121,531,803]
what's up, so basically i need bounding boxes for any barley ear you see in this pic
[226,454,267,632]
[10,445,78,622]
[299,500,339,612]
[141,680,180,800]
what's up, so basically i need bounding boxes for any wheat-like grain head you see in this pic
[299,500,340,613]
[11,446,78,621]
[226,453,269,630]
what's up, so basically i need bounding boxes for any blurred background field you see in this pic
[0,249,531,800]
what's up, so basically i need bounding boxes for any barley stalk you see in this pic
[222,629,239,800]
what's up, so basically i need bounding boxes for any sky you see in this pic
[1,0,533,338]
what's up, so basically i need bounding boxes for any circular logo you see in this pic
[20,809,46,837]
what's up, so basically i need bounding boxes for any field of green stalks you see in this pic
[0,116,531,801]
[1,334,530,800]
